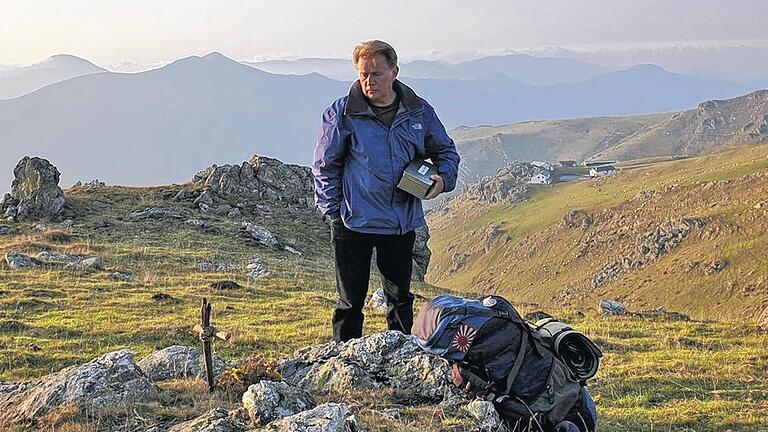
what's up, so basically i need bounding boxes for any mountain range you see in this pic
[247,54,609,85]
[0,54,106,100]
[0,52,762,189]
[450,89,768,187]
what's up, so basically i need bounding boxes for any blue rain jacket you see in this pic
[312,80,460,235]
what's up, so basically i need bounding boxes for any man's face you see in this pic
[356,53,398,106]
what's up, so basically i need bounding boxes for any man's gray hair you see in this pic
[353,40,398,69]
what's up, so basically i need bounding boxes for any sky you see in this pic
[2,0,768,69]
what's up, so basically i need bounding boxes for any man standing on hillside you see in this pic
[312,40,460,342]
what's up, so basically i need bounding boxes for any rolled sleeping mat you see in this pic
[534,318,602,382]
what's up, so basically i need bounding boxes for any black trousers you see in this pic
[330,222,416,342]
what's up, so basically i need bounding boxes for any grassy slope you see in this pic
[451,113,668,181]
[428,144,768,322]
[0,174,766,430]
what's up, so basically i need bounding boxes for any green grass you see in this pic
[1,176,767,430]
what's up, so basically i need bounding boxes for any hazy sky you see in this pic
[2,0,767,67]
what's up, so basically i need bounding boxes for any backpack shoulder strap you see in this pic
[504,332,529,394]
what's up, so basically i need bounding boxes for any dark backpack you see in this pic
[413,295,599,432]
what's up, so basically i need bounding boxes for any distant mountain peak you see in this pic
[166,52,246,71]
[628,63,667,73]
[38,54,104,71]
[203,51,228,61]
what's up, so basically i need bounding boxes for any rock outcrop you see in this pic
[1,157,65,221]
[462,162,538,204]
[176,155,313,217]
[592,217,707,288]
[0,349,156,425]
[279,331,459,405]
[137,346,225,382]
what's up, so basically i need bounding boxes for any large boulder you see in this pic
[242,380,316,426]
[1,157,65,220]
[0,349,156,425]
[137,345,225,382]
[261,403,360,432]
[279,331,458,404]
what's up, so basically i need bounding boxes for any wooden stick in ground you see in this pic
[200,298,215,392]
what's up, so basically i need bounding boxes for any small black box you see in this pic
[397,159,437,199]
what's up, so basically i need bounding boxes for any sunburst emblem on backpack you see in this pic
[451,324,477,353]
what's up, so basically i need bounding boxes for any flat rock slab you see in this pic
[0,349,156,425]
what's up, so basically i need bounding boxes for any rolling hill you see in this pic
[451,89,768,188]
[426,144,768,322]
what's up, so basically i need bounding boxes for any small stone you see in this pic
[366,288,387,310]
[383,408,401,419]
[184,219,206,228]
[27,343,42,352]
[65,257,103,271]
[5,252,39,270]
[241,222,279,248]
[210,280,242,290]
[464,400,507,432]
[36,251,80,264]
[245,258,270,279]
[151,292,176,302]
[109,272,135,282]
[600,299,626,316]
[196,261,240,272]
[284,245,303,256]
[129,208,183,220]
[706,259,728,275]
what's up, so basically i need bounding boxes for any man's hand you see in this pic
[425,174,445,200]
[324,211,342,226]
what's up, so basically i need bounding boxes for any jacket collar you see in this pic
[344,79,422,116]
